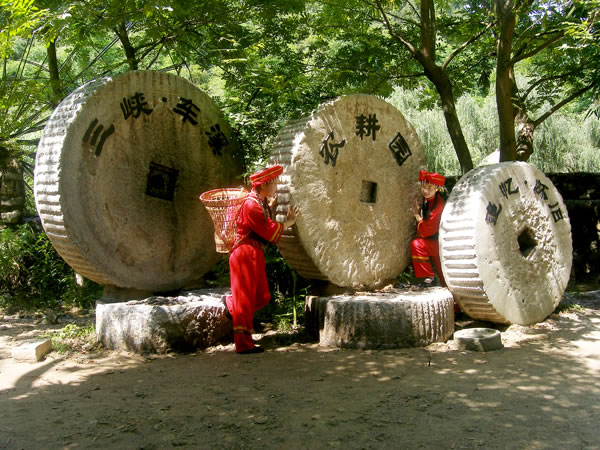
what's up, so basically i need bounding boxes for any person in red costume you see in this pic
[222,165,299,354]
[411,170,447,287]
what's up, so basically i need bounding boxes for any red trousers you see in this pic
[227,242,271,352]
[411,237,446,287]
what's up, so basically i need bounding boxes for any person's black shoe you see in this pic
[238,346,264,354]
[221,295,232,320]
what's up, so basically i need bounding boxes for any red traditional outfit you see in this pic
[224,165,284,353]
[411,170,447,287]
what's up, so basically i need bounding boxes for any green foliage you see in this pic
[530,114,600,173]
[554,301,584,314]
[201,254,231,288]
[388,86,600,175]
[0,0,46,58]
[0,224,102,311]
[42,322,96,353]
[258,245,310,328]
[200,245,309,327]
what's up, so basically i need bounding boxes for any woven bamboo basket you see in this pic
[200,187,249,253]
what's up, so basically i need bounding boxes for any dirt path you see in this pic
[1,293,599,449]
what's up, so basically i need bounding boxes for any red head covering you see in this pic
[249,164,283,188]
[418,170,445,187]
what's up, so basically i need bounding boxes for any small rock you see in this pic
[11,339,52,362]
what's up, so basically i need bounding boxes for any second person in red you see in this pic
[411,170,446,287]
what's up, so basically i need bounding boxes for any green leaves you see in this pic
[0,224,102,309]
[0,0,47,57]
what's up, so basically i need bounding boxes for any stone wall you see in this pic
[446,173,600,283]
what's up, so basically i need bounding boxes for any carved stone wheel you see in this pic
[34,71,242,292]
[440,161,572,325]
[270,94,426,289]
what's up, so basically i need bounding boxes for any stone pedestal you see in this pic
[96,288,232,353]
[305,287,455,349]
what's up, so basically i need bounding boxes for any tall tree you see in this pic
[494,0,600,161]
[373,0,494,174]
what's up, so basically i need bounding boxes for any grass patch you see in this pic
[42,323,97,354]
[554,302,585,314]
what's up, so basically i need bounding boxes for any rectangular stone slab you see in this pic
[12,339,53,362]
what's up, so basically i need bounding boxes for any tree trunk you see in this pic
[515,113,535,161]
[417,53,474,175]
[435,72,474,175]
[114,21,138,70]
[510,68,534,162]
[376,0,474,175]
[418,0,473,175]
[47,40,62,107]
[495,0,517,161]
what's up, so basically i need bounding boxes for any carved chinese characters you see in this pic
[439,162,572,325]
[270,94,426,288]
[34,71,242,291]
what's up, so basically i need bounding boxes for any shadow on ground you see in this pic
[0,294,599,449]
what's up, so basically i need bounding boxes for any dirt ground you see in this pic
[1,291,599,450]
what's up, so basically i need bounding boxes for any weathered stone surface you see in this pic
[270,94,426,289]
[0,158,25,226]
[454,328,503,352]
[478,150,500,167]
[440,161,572,325]
[34,71,243,292]
[305,287,454,349]
[446,172,600,283]
[96,288,232,353]
[11,339,52,361]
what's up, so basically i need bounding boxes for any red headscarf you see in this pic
[418,170,445,187]
[249,165,283,188]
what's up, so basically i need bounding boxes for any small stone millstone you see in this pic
[453,328,503,352]
[305,287,454,349]
[96,288,231,353]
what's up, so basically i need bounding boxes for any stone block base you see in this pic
[96,288,232,354]
[305,287,455,349]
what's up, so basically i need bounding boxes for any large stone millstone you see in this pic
[440,161,572,325]
[34,71,242,291]
[96,289,231,353]
[270,94,426,289]
[306,288,455,349]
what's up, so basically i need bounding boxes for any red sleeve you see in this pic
[243,198,284,244]
[417,195,445,238]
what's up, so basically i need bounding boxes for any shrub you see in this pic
[0,224,101,311]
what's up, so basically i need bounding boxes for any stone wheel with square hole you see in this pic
[34,71,243,291]
[270,94,426,289]
[439,161,572,325]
